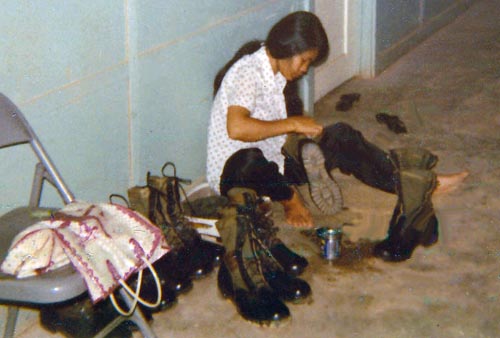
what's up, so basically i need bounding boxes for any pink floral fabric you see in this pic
[1,201,170,303]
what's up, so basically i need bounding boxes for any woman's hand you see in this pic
[227,105,323,142]
[288,116,323,138]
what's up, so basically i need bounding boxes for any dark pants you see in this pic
[219,122,397,201]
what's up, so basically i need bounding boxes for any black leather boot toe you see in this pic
[264,269,311,302]
[184,236,216,278]
[373,215,420,262]
[269,243,308,276]
[128,264,178,313]
[140,282,177,313]
[218,261,290,324]
[153,251,193,294]
[200,239,225,266]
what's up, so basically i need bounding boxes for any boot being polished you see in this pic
[300,140,343,215]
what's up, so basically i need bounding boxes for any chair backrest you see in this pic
[0,93,32,148]
[0,93,75,205]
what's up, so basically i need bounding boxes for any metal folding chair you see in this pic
[0,93,157,338]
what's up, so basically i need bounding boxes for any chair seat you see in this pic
[0,265,87,304]
[0,207,87,304]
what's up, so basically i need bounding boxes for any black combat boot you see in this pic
[252,204,309,277]
[127,185,194,294]
[232,189,311,302]
[300,139,344,215]
[146,162,221,277]
[216,188,290,324]
[40,295,134,338]
[126,259,178,313]
[373,148,439,262]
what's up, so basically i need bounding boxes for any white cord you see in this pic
[109,257,163,316]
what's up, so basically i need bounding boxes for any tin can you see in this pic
[316,227,342,260]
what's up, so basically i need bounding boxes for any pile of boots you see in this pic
[40,273,169,338]
[374,147,439,262]
[216,188,311,325]
[127,162,225,294]
[40,162,226,335]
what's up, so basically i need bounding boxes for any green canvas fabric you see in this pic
[390,148,438,233]
[216,188,269,291]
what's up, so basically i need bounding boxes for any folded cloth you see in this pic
[1,201,170,303]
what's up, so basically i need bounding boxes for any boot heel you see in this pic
[419,215,439,247]
[217,261,234,298]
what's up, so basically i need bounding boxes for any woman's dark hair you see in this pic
[266,11,329,64]
[213,11,329,97]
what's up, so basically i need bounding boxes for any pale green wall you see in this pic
[132,0,304,185]
[0,0,304,211]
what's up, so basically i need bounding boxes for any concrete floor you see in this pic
[8,0,500,337]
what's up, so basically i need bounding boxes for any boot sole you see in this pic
[218,284,291,327]
[219,295,291,327]
[301,142,343,214]
[217,263,291,326]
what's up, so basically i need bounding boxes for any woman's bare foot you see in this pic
[435,171,469,194]
[281,188,314,227]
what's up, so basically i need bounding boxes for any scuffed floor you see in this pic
[9,0,500,337]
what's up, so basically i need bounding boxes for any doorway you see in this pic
[301,0,375,113]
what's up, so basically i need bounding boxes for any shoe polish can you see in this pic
[316,227,342,260]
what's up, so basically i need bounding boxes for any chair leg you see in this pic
[119,288,157,338]
[29,163,45,208]
[2,306,19,338]
[92,316,127,338]
[92,288,157,338]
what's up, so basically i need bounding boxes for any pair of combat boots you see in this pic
[216,188,311,325]
[127,162,225,297]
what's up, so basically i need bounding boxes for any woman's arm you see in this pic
[227,105,323,142]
